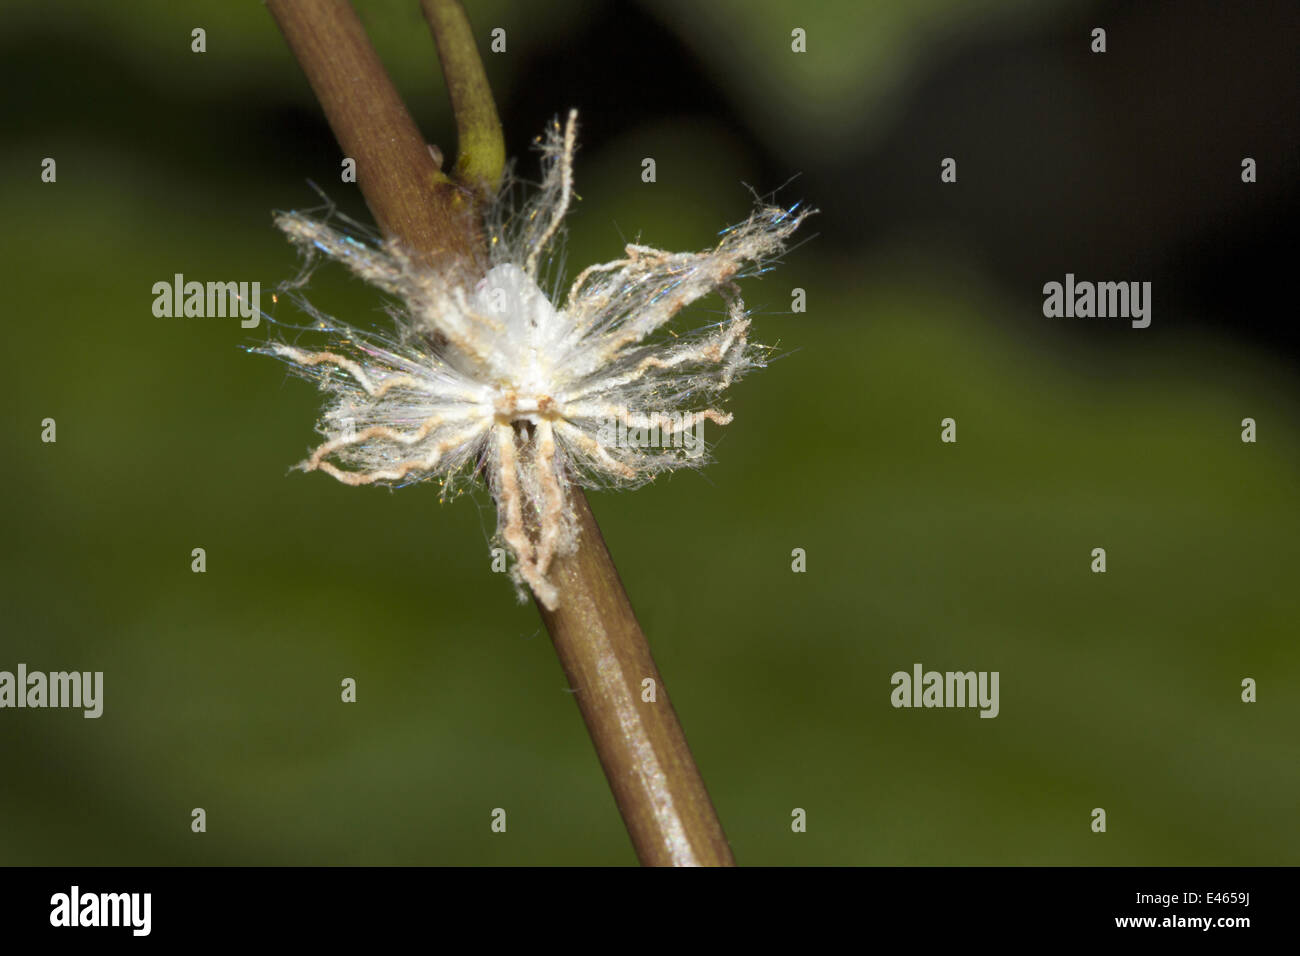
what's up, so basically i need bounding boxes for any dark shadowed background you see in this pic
[1,0,1297,864]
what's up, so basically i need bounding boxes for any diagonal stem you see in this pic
[265,0,734,866]
[537,494,734,865]
[266,0,483,271]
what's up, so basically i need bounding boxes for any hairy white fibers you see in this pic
[258,110,810,608]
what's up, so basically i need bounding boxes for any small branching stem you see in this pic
[420,0,506,195]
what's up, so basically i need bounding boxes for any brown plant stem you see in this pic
[266,0,483,271]
[265,0,734,867]
[537,494,734,866]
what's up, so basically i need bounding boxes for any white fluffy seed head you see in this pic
[258,109,812,608]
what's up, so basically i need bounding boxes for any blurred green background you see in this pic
[1,0,1297,865]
